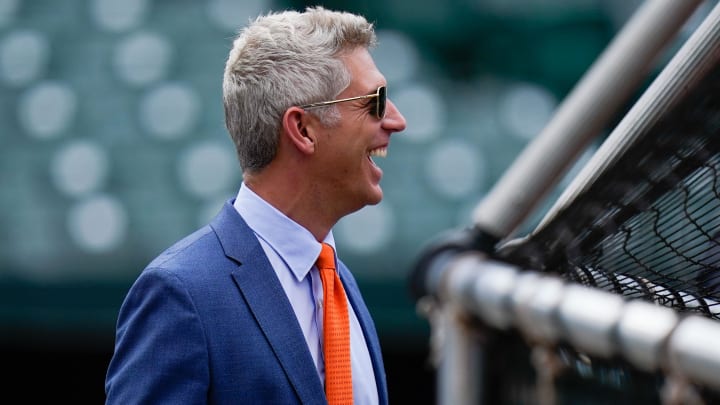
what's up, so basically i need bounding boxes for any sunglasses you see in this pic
[300,86,387,119]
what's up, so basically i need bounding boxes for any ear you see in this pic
[282,106,316,155]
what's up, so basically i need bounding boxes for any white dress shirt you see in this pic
[233,183,378,405]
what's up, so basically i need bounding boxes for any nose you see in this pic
[382,99,406,133]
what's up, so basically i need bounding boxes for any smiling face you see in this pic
[309,47,406,217]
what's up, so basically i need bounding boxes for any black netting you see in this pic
[498,65,720,319]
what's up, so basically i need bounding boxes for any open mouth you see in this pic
[369,147,387,158]
[368,147,387,164]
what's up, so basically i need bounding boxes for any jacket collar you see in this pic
[211,200,326,403]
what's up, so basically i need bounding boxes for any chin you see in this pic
[351,188,383,211]
[366,188,383,205]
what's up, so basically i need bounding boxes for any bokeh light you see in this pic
[0,30,49,87]
[139,82,200,139]
[18,81,77,139]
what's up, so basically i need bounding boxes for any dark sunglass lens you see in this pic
[377,86,387,119]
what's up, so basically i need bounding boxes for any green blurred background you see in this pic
[1,0,703,402]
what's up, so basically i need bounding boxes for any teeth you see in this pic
[369,147,387,158]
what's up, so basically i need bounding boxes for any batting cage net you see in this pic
[410,1,720,404]
[499,59,720,318]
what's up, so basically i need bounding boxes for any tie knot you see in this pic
[317,243,336,271]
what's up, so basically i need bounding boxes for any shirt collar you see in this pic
[233,183,335,282]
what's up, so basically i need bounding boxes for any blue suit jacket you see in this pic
[105,201,388,404]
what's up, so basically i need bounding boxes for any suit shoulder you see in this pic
[146,225,219,270]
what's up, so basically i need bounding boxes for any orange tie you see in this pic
[316,243,353,404]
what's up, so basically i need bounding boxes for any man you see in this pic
[105,6,407,405]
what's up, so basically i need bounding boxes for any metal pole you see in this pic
[436,254,488,405]
[447,256,720,391]
[472,0,704,240]
[535,0,720,231]
[436,304,482,405]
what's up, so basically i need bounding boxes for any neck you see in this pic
[244,169,339,242]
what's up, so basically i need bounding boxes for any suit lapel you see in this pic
[211,202,325,404]
[339,264,389,405]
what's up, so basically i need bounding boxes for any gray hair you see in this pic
[223,6,377,173]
